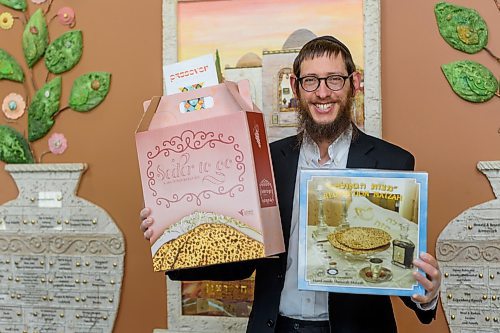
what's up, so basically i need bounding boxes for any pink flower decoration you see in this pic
[48,133,68,155]
[2,93,26,120]
[57,7,76,27]
[31,0,47,4]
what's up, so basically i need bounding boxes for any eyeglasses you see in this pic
[298,73,354,92]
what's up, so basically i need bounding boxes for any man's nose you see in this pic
[315,80,330,98]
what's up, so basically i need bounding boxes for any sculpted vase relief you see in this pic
[437,161,500,332]
[0,163,124,333]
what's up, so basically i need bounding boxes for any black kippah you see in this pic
[305,35,352,57]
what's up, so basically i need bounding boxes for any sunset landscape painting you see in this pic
[177,0,364,69]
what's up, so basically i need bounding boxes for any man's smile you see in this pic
[313,102,334,113]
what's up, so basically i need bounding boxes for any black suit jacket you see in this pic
[169,129,437,333]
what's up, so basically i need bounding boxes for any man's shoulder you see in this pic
[269,135,299,154]
[352,129,415,170]
[355,130,413,159]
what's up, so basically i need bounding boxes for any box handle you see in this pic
[224,80,253,111]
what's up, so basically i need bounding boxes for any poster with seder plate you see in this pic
[297,168,428,297]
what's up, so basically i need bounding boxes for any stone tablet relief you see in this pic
[444,286,490,307]
[0,164,125,333]
[447,308,493,327]
[441,264,487,285]
[437,161,500,333]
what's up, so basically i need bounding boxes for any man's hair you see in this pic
[292,35,356,93]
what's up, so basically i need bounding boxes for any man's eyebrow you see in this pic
[302,71,347,76]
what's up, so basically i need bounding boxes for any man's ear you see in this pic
[352,71,362,94]
[291,74,299,98]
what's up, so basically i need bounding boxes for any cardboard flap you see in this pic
[136,97,161,133]
[146,81,257,130]
[238,80,254,110]
[224,80,254,111]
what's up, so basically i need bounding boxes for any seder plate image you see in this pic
[359,266,393,283]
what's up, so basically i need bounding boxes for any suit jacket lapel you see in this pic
[347,130,377,169]
[276,136,300,251]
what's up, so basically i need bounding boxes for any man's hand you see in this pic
[411,252,441,305]
[139,207,154,240]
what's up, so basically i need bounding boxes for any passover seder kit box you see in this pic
[135,80,284,272]
[298,169,428,296]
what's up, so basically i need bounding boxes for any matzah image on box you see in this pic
[151,212,265,271]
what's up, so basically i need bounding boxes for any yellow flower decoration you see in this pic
[0,12,14,30]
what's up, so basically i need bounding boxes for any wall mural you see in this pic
[175,0,367,141]
[0,1,111,163]
[0,1,122,332]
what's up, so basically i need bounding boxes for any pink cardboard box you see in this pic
[136,80,285,272]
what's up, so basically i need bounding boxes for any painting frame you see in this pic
[158,1,382,331]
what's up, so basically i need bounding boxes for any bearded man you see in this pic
[140,36,441,333]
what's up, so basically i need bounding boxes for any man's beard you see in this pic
[296,93,353,144]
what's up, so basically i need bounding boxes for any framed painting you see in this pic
[163,277,253,333]
[159,1,381,332]
[162,0,382,141]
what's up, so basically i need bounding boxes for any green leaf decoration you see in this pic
[28,77,62,141]
[215,49,223,83]
[434,2,488,54]
[69,72,111,112]
[0,0,27,11]
[45,30,83,74]
[0,125,34,164]
[22,9,49,68]
[442,60,498,103]
[0,48,24,82]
